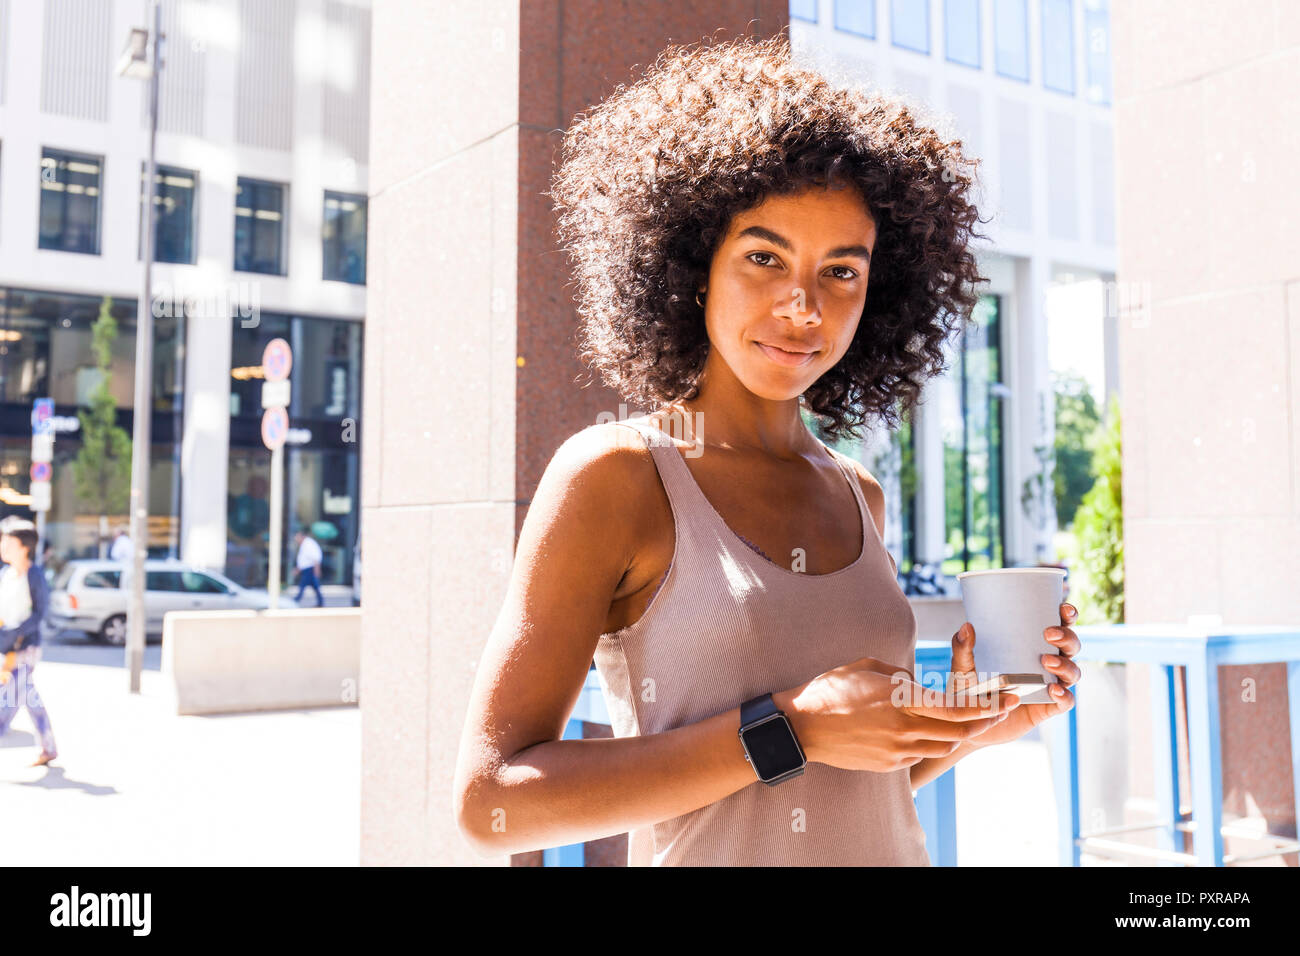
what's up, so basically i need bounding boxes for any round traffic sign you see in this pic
[30,461,52,482]
[262,338,293,383]
[261,407,289,450]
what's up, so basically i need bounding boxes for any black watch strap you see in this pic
[741,692,780,726]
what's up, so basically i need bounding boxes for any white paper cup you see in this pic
[955,568,1067,705]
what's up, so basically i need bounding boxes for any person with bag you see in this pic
[0,523,58,767]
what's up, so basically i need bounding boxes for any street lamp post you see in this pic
[119,1,163,693]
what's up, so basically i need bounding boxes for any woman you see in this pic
[0,523,58,767]
[453,33,1081,865]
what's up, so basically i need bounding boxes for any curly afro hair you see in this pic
[549,31,989,442]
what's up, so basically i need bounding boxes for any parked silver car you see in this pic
[48,559,300,645]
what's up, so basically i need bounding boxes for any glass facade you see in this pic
[234,177,287,275]
[790,0,818,22]
[944,0,981,68]
[38,149,102,255]
[140,164,198,264]
[1042,0,1075,94]
[1084,0,1112,105]
[322,191,367,285]
[834,0,875,38]
[890,0,929,53]
[227,312,361,589]
[936,295,1006,575]
[994,0,1030,81]
[0,288,185,569]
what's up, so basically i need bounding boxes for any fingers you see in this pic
[903,693,1019,728]
[1041,653,1081,687]
[1045,681,1075,710]
[950,622,976,674]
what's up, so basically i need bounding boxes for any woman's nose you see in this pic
[774,285,822,326]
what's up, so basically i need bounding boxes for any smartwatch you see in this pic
[738,693,807,786]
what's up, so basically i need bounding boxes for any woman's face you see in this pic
[0,535,19,564]
[700,182,876,401]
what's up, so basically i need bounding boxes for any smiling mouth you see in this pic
[754,341,817,368]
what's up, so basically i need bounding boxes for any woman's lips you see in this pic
[754,341,817,368]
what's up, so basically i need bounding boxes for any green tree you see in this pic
[71,297,133,556]
[1071,393,1124,624]
[1053,370,1102,530]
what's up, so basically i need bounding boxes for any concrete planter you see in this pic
[162,608,361,715]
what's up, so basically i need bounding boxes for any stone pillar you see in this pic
[362,0,787,866]
[1113,2,1300,860]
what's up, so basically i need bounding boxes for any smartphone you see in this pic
[951,674,1046,701]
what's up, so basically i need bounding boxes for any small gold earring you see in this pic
[695,290,706,308]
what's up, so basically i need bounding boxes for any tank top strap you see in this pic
[823,446,872,539]
[606,416,709,526]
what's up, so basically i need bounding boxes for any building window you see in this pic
[890,0,929,53]
[944,0,980,68]
[227,312,362,589]
[1042,0,1075,94]
[834,0,875,38]
[322,191,367,285]
[790,0,818,22]
[1083,0,1111,105]
[234,177,286,275]
[38,149,102,255]
[0,287,186,563]
[936,295,1007,575]
[994,0,1029,81]
[139,164,197,264]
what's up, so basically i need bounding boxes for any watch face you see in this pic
[742,714,805,780]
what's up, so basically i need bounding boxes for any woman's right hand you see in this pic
[778,656,1019,773]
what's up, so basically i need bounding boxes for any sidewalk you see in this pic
[1,658,359,866]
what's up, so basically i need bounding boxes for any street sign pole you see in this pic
[260,338,292,608]
[269,441,283,607]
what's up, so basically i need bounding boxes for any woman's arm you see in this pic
[452,425,813,858]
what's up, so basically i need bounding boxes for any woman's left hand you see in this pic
[948,602,1082,750]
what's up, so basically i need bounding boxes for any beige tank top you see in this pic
[591,416,931,866]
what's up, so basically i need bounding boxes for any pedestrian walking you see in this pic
[0,523,58,767]
[108,526,133,563]
[292,529,324,607]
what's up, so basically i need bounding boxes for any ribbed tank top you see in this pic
[590,415,931,866]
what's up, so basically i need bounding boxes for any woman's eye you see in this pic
[747,253,857,282]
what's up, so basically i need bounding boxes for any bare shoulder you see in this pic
[826,448,886,540]
[530,421,664,564]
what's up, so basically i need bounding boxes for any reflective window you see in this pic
[790,0,818,21]
[936,296,1007,575]
[234,177,286,275]
[890,0,929,53]
[145,571,186,592]
[83,570,121,589]
[0,288,185,565]
[140,164,197,264]
[183,571,229,593]
[1042,0,1075,94]
[322,191,367,285]
[944,0,980,68]
[994,0,1029,81]
[834,0,875,38]
[0,289,184,412]
[227,312,362,588]
[1083,0,1111,105]
[38,149,102,255]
